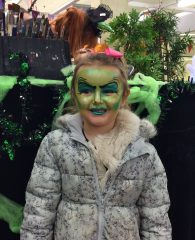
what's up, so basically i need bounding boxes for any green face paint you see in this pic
[74,65,128,130]
[101,82,118,94]
[73,65,128,133]
[75,66,124,116]
[78,81,96,94]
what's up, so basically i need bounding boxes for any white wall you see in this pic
[177,13,195,33]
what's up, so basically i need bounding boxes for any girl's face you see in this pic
[74,65,128,128]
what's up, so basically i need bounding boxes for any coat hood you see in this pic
[55,109,157,142]
[55,109,157,189]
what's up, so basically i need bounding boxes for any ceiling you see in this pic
[128,0,195,11]
[5,0,92,14]
[4,0,195,32]
[128,0,195,13]
[4,0,195,14]
[128,0,195,33]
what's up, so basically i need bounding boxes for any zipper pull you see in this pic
[100,198,105,212]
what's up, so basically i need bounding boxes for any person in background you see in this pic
[20,51,172,239]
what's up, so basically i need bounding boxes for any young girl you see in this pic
[20,53,172,239]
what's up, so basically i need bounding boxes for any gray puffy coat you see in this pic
[20,109,172,240]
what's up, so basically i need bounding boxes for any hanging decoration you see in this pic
[128,72,167,124]
[49,4,113,58]
[0,193,23,234]
[27,0,38,13]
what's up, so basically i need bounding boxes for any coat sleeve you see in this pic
[137,146,172,240]
[20,133,61,240]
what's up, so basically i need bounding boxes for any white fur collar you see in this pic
[55,109,156,141]
[88,109,156,189]
[55,109,156,189]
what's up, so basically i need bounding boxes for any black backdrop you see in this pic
[152,91,195,240]
[0,84,60,239]
[0,37,71,239]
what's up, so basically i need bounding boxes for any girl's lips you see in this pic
[90,108,107,115]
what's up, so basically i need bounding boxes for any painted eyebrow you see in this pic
[100,77,119,88]
[100,81,118,89]
[78,77,119,87]
[77,78,95,91]
[78,77,89,84]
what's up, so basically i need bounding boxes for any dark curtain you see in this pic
[152,91,195,240]
[0,85,59,239]
[0,37,71,239]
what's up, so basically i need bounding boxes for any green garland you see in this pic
[0,109,52,161]
[0,51,61,160]
[0,117,23,160]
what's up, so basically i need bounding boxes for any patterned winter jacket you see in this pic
[20,109,172,240]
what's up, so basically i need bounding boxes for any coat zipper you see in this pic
[98,198,105,240]
[87,147,105,240]
[70,136,148,239]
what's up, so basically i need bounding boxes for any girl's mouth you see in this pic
[90,108,107,115]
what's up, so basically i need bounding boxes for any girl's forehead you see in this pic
[77,65,120,73]
[76,65,121,85]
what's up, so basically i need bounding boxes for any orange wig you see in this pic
[50,7,98,58]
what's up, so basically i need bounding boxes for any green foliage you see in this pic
[150,9,193,80]
[106,8,193,81]
[107,9,162,80]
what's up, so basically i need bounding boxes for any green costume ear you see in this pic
[98,22,114,33]
[128,73,167,124]
[52,65,75,130]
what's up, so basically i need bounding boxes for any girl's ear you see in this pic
[121,89,130,107]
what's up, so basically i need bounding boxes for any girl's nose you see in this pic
[94,88,102,103]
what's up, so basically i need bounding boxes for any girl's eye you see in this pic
[101,82,118,94]
[78,82,94,94]
[79,89,93,94]
[101,89,118,94]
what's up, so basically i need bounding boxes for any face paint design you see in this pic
[74,65,126,128]
[77,80,120,115]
